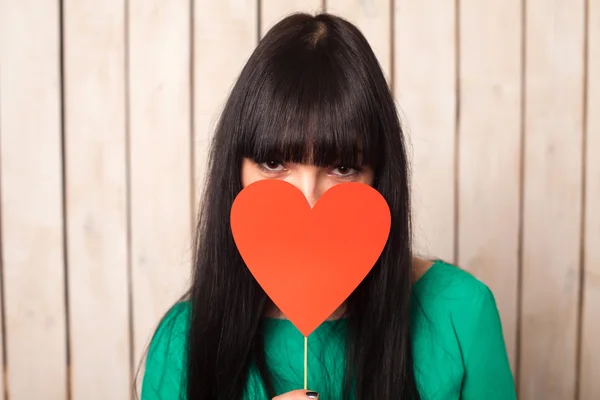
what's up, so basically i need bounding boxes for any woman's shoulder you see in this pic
[144,300,191,363]
[411,259,506,361]
[411,260,516,398]
[413,259,495,304]
[411,259,500,328]
[150,301,192,346]
[141,301,191,399]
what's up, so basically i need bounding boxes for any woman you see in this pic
[140,12,516,400]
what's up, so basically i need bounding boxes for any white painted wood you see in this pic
[327,0,392,81]
[261,0,322,36]
[193,0,258,209]
[580,0,600,398]
[457,0,522,372]
[62,0,131,398]
[393,0,456,262]
[0,216,3,399]
[0,292,3,400]
[0,0,67,398]
[520,0,585,398]
[129,0,193,372]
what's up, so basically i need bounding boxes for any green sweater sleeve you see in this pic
[459,287,517,399]
[141,302,190,400]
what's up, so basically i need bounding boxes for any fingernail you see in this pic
[306,392,318,399]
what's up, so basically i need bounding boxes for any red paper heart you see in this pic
[230,179,391,336]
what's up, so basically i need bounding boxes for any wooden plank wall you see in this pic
[62,1,130,398]
[394,0,456,277]
[0,1,68,399]
[128,0,193,376]
[457,0,522,374]
[580,0,599,398]
[0,1,597,399]
[521,1,586,398]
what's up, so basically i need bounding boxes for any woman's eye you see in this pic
[331,166,357,177]
[259,161,285,172]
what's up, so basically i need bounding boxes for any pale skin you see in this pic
[240,157,433,399]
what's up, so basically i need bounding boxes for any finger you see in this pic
[272,389,319,399]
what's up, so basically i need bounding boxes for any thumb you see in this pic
[272,389,319,399]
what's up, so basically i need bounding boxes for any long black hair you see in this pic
[187,12,419,399]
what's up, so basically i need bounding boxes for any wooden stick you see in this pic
[304,336,308,389]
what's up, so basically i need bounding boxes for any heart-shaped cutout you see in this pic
[230,179,391,336]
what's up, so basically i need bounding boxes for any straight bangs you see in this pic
[237,21,384,170]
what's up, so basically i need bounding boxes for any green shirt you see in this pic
[141,260,516,399]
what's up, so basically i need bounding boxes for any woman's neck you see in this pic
[263,299,347,320]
